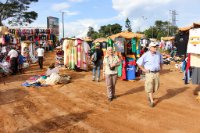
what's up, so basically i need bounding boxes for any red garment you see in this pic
[121,57,127,80]
[186,53,190,72]
[140,49,144,56]
[126,60,136,66]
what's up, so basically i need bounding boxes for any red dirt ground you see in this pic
[0,51,200,133]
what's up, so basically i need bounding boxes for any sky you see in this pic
[2,0,200,38]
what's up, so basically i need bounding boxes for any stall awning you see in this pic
[93,38,107,43]
[179,23,200,32]
[161,36,175,41]
[109,31,145,40]
[0,26,9,35]
[84,37,93,42]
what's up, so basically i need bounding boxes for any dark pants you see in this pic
[10,57,18,74]
[92,59,102,80]
[38,56,43,69]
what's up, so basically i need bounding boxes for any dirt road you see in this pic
[0,51,200,133]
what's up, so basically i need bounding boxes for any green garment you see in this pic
[118,63,122,77]
[107,39,113,47]
[131,38,136,53]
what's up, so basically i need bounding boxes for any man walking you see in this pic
[137,42,163,107]
[36,44,45,69]
[91,43,104,82]
[8,46,18,75]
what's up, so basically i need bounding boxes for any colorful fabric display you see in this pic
[114,37,125,52]
[131,38,137,53]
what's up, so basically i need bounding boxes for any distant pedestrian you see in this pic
[36,44,45,69]
[91,43,104,82]
[103,47,121,102]
[8,46,18,75]
[137,42,163,107]
[18,52,24,73]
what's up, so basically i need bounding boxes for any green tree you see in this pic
[125,18,132,32]
[99,23,122,37]
[87,26,95,37]
[0,0,38,26]
[87,26,100,40]
[144,20,178,39]
[87,24,122,39]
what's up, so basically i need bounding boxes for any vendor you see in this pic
[46,63,59,76]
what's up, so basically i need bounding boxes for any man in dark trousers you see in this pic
[91,43,104,82]
[8,46,18,75]
[36,44,45,69]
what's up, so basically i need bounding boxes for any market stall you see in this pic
[109,31,145,80]
[175,22,200,56]
[62,38,90,71]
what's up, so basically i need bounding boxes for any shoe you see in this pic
[92,76,95,81]
[149,102,154,108]
[97,79,100,82]
[112,96,117,99]
[108,98,112,102]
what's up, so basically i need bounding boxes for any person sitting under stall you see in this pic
[46,63,59,76]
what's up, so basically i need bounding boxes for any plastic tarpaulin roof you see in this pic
[0,26,8,35]
[179,23,200,32]
[93,38,107,43]
[161,36,175,41]
[109,31,145,40]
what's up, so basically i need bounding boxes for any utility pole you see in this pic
[60,11,68,38]
[61,11,64,38]
[169,10,178,36]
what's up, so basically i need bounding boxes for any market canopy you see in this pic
[93,38,107,43]
[161,36,175,41]
[109,31,145,40]
[0,26,9,35]
[83,37,93,42]
[179,22,200,32]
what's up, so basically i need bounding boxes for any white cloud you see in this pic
[60,17,118,38]
[112,0,173,18]
[52,2,70,11]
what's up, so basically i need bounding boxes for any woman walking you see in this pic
[103,47,121,102]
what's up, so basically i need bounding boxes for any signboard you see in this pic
[47,16,59,36]
[187,28,200,54]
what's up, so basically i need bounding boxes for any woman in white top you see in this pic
[103,47,121,102]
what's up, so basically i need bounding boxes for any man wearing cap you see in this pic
[91,43,104,82]
[136,42,163,107]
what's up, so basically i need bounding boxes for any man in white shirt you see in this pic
[8,46,18,75]
[36,44,45,69]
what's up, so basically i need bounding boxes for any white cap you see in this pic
[149,42,158,48]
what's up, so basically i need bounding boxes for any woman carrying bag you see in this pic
[103,47,121,102]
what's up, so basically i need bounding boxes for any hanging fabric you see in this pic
[107,38,113,47]
[131,38,137,53]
